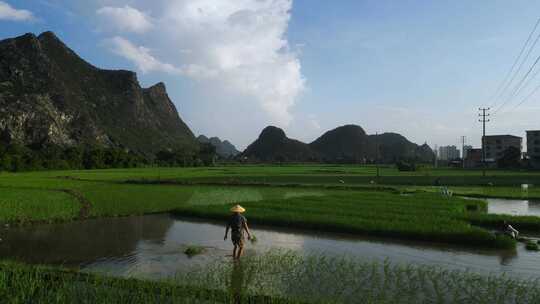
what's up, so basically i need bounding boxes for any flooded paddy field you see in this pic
[3,168,540,302]
[2,213,540,281]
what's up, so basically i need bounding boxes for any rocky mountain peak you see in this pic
[37,31,61,42]
[0,31,198,156]
[259,126,287,142]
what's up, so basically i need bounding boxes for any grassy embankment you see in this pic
[65,165,540,198]
[174,191,519,249]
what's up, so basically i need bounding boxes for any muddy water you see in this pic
[1,214,540,281]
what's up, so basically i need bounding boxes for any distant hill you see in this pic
[197,135,240,158]
[367,133,434,163]
[241,126,319,162]
[0,31,198,156]
[310,125,369,163]
[242,124,434,163]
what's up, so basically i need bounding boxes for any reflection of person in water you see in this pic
[224,204,252,260]
[230,261,245,303]
[499,248,518,265]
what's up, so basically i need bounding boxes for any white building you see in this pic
[439,146,460,160]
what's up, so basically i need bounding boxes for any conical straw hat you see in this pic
[230,204,246,213]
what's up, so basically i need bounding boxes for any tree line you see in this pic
[0,142,217,172]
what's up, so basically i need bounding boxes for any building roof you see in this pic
[483,135,522,139]
[526,130,540,133]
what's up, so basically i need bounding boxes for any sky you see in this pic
[1,0,540,151]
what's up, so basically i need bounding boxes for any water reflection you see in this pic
[1,214,539,280]
[488,198,540,216]
[0,215,173,265]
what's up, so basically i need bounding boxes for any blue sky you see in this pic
[1,0,540,150]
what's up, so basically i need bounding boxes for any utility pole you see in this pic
[434,144,438,168]
[461,136,466,169]
[478,108,490,177]
[375,132,380,179]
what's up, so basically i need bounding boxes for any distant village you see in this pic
[437,130,540,169]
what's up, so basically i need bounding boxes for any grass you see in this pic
[0,261,296,304]
[0,187,79,224]
[4,251,540,303]
[174,191,520,249]
[402,185,540,200]
[184,245,206,257]
[464,212,540,231]
[179,250,540,304]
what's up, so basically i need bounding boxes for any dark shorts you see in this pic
[231,231,244,247]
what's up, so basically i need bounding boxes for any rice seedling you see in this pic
[0,261,299,303]
[1,166,539,250]
[174,191,518,248]
[0,187,79,224]
[177,250,540,304]
[526,240,539,251]
[184,245,206,257]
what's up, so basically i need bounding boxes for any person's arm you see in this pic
[224,222,230,240]
[243,220,252,240]
[509,225,519,235]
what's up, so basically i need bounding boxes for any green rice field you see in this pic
[4,251,540,304]
[2,165,540,302]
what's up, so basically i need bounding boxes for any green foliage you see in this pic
[526,240,539,251]
[0,143,148,172]
[464,213,540,231]
[396,161,416,172]
[497,146,522,169]
[155,148,202,167]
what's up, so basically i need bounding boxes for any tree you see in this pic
[199,143,216,166]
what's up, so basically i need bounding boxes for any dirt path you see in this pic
[60,189,92,219]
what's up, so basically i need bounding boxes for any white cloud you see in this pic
[0,1,34,21]
[97,5,153,33]
[106,36,179,73]
[99,0,305,127]
[105,36,217,78]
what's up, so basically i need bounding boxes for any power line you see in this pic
[493,52,540,115]
[489,17,540,109]
[510,56,540,99]
[510,79,540,111]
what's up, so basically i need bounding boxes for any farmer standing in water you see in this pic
[224,204,252,260]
